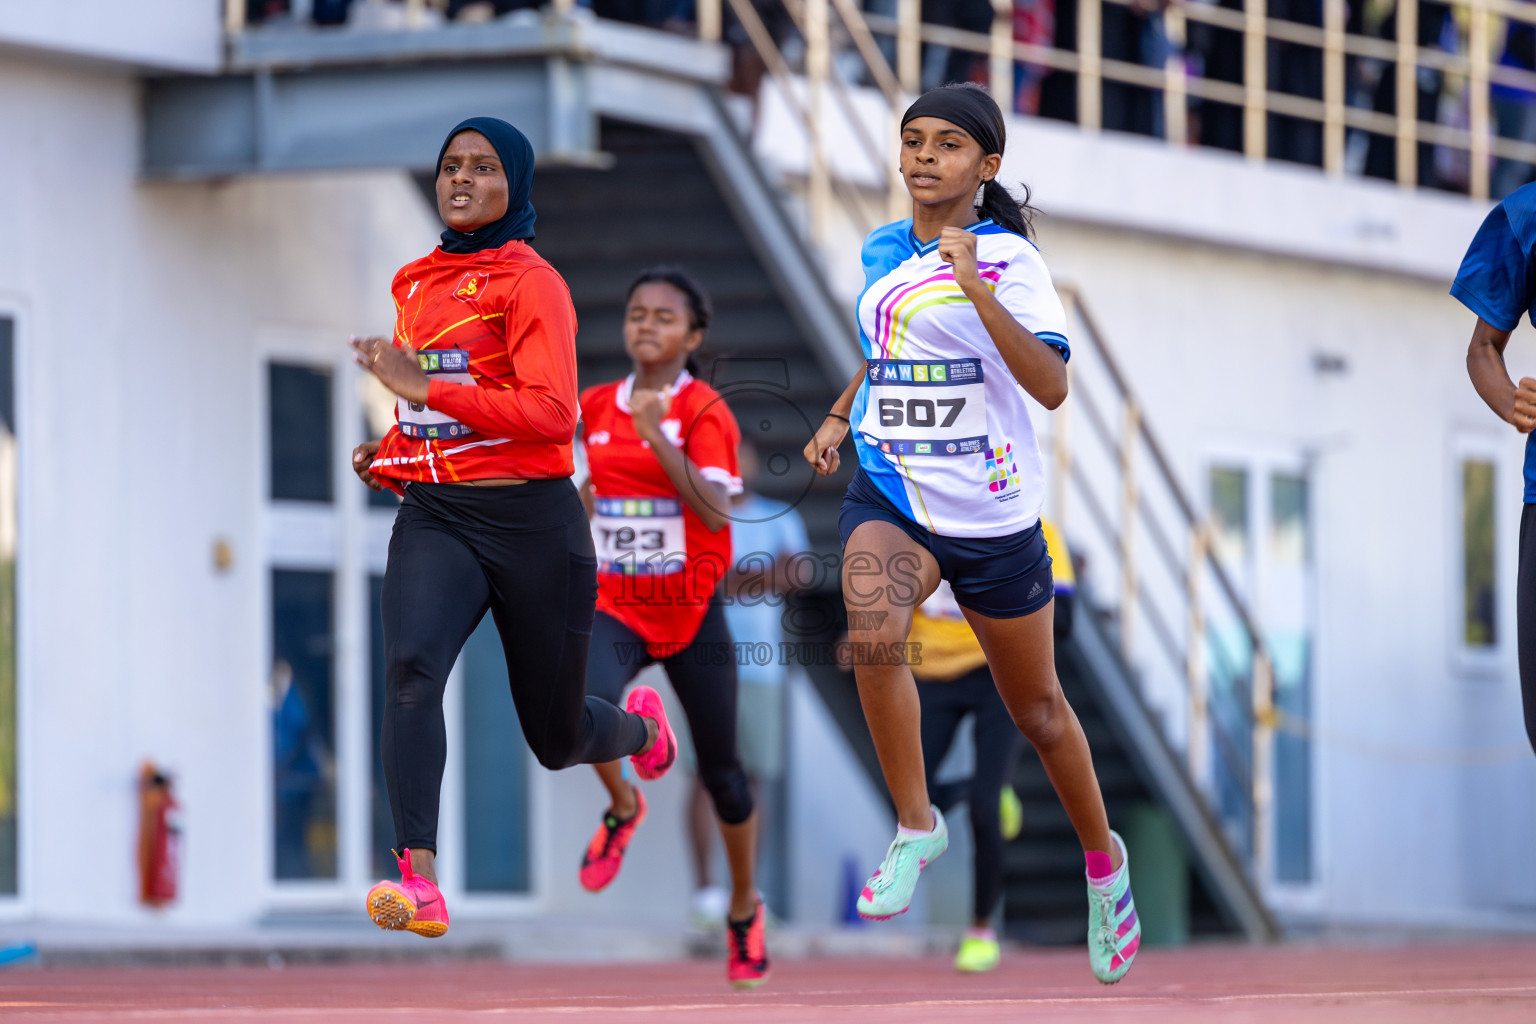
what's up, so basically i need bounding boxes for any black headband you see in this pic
[900,86,1005,157]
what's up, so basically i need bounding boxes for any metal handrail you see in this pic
[1057,283,1278,882]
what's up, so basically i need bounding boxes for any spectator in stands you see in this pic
[1100,0,1168,138]
[1186,0,1246,152]
[1494,9,1536,198]
[1362,0,1454,188]
[1013,0,1057,117]
[247,0,291,23]
[448,0,540,21]
[588,0,694,29]
[1268,0,1325,166]
[725,1,798,97]
[312,0,355,23]
[921,0,993,89]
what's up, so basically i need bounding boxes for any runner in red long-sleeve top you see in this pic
[349,117,676,949]
[368,243,579,485]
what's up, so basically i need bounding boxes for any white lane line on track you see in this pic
[21,984,1536,1018]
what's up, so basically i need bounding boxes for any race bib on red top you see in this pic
[591,497,687,575]
[398,348,475,440]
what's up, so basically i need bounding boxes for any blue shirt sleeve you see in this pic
[1451,205,1534,332]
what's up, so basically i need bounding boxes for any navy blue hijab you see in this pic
[436,117,537,253]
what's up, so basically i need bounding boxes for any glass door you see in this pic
[267,345,533,909]
[1207,448,1315,888]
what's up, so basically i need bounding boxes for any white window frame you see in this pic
[1203,441,1322,909]
[256,329,547,915]
[0,296,30,919]
[258,330,368,910]
[1448,431,1514,678]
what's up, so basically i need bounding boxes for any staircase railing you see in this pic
[1052,284,1278,886]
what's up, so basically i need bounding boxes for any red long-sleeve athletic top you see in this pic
[370,239,578,486]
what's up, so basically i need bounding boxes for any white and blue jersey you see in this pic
[851,217,1069,538]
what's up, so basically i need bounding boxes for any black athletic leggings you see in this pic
[381,479,650,853]
[586,596,755,825]
[919,666,1025,922]
[1517,505,1536,755]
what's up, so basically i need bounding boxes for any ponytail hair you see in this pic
[978,178,1038,240]
[626,264,713,376]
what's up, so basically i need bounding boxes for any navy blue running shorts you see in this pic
[837,469,1054,620]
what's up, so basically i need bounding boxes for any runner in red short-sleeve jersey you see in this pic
[575,267,769,989]
[581,368,740,649]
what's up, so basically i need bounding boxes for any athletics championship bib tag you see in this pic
[857,358,988,457]
[591,497,688,576]
[398,348,476,440]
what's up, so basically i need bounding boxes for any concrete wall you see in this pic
[0,0,221,72]
[0,51,428,925]
[1037,219,1536,927]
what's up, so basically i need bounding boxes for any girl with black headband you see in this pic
[803,84,1141,983]
[350,117,678,940]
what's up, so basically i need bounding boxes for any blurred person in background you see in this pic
[683,437,810,926]
[1456,179,1536,757]
[587,0,695,29]
[724,0,799,98]
[1493,7,1536,198]
[922,0,994,89]
[1100,0,1168,138]
[1363,0,1454,188]
[351,117,676,944]
[271,659,327,879]
[1186,0,1246,152]
[448,0,540,21]
[574,267,770,989]
[1012,0,1057,117]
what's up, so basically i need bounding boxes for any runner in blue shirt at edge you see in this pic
[802,83,1140,984]
[1456,181,1536,757]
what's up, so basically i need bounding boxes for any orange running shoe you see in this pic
[626,686,677,781]
[366,849,450,938]
[578,787,647,893]
[726,899,771,989]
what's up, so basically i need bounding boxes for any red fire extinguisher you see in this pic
[137,762,180,907]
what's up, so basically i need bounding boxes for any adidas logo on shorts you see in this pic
[1028,582,1045,600]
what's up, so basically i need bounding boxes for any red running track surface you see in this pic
[2,943,1534,1022]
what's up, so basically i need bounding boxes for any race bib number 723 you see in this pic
[592,497,687,575]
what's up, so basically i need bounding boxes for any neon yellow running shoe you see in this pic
[954,929,1001,972]
[999,785,1022,842]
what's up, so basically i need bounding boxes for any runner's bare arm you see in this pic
[804,367,864,477]
[938,226,1067,409]
[1467,317,1536,432]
